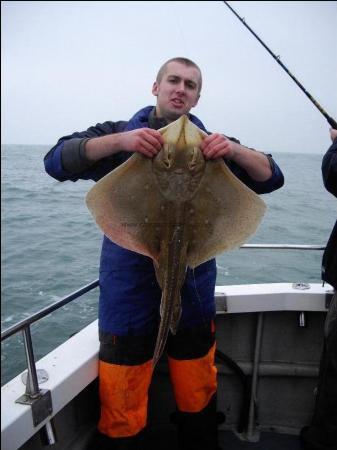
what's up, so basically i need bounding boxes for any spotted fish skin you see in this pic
[85,115,267,367]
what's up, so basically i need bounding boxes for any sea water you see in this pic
[1,145,336,384]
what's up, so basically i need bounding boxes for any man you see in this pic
[300,128,337,450]
[44,57,284,450]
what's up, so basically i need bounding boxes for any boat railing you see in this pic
[238,244,325,250]
[0,244,326,445]
[1,279,100,445]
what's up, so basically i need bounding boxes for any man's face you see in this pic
[152,62,201,122]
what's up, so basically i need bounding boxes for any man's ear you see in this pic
[152,82,158,96]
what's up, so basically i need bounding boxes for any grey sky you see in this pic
[2,1,337,154]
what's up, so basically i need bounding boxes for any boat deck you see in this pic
[142,427,302,450]
[218,430,301,450]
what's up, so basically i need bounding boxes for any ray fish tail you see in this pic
[153,215,188,367]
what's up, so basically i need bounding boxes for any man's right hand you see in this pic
[118,128,164,157]
[85,128,164,162]
[330,128,337,142]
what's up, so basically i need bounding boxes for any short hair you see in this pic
[156,57,202,93]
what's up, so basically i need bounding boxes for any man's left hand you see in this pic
[200,134,237,160]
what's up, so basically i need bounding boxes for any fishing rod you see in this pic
[223,1,337,129]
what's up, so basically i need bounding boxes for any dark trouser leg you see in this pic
[300,292,337,449]
[88,429,146,450]
[167,321,223,450]
[89,332,156,450]
[170,394,223,450]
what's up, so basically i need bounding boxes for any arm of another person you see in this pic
[322,129,337,198]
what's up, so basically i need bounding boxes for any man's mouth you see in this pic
[171,98,184,107]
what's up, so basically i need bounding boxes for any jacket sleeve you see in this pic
[220,134,284,194]
[226,153,284,194]
[322,138,337,198]
[44,121,128,182]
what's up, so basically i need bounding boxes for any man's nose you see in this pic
[176,81,186,93]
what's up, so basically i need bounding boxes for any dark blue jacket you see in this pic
[44,106,284,335]
[322,138,337,289]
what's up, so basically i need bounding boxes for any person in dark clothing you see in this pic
[301,128,337,450]
[44,57,284,450]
